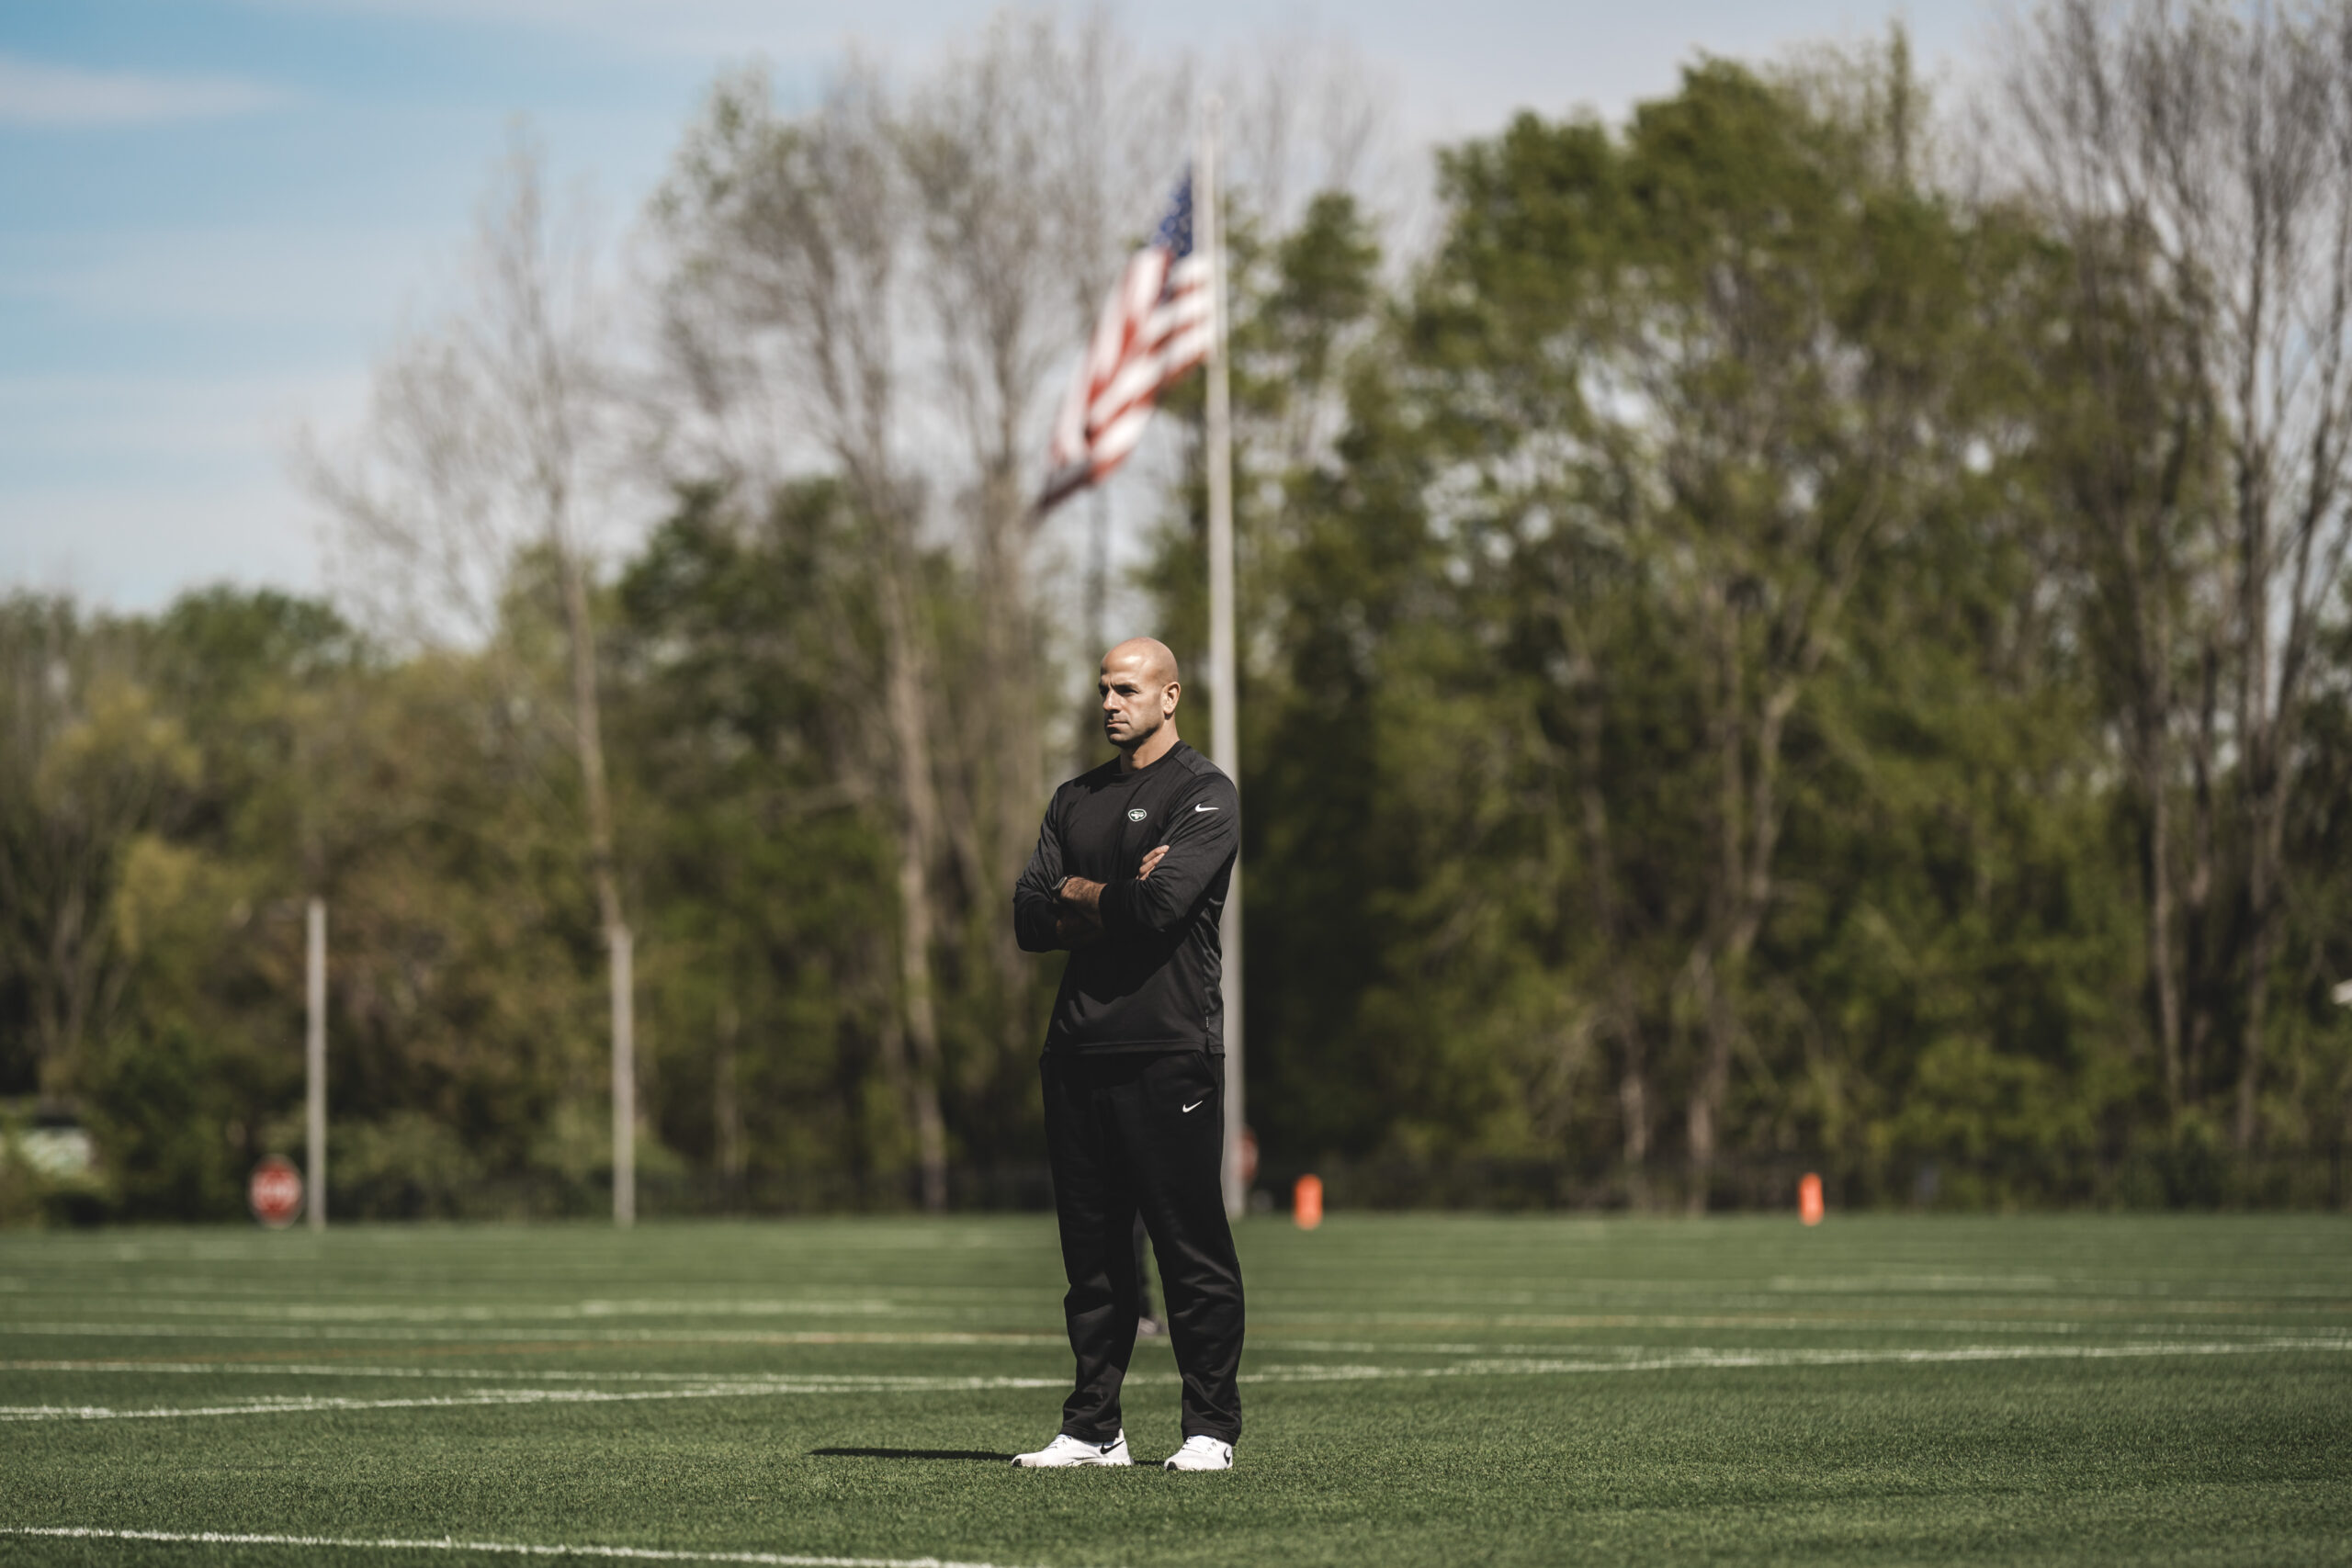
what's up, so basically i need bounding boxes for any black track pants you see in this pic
[1041,1049,1244,1444]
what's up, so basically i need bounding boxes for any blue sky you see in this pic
[0,1,1982,610]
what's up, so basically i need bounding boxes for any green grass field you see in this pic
[2,1213,2347,1566]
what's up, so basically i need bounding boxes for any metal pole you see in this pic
[1201,98,1247,1222]
[612,924,636,1227]
[1088,486,1112,660]
[305,897,326,1232]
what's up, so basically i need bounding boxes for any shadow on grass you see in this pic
[809,1447,1013,1462]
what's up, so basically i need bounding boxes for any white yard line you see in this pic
[1235,1327,2352,1354]
[0,1527,1055,1568]
[0,1300,901,1324]
[0,1363,1052,1382]
[5,1319,2336,1348]
[0,1376,1071,1423]
[7,1327,2344,1382]
[0,1363,729,1381]
[4,1338,2346,1424]
[1244,1338,2352,1382]
[0,1325,1058,1345]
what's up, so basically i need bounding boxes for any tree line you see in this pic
[4,4,2350,1223]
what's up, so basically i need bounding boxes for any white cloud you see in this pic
[0,51,288,128]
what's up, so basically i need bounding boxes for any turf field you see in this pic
[1,1213,2347,1567]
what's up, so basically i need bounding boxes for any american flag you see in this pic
[1037,174,1213,513]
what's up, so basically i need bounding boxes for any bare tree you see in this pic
[2006,0,2352,1146]
[902,19,1069,1092]
[1033,14,1192,761]
[655,66,953,1209]
[1219,21,1401,236]
[300,134,645,1220]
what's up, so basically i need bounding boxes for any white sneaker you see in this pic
[1161,1435,1234,1472]
[1010,1430,1132,1468]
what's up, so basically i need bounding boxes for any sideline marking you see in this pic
[0,1528,1051,1568]
[5,1339,2346,1423]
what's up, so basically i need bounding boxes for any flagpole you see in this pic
[1200,98,1247,1223]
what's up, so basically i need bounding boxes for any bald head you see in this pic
[1098,637,1183,769]
[1104,637,1180,687]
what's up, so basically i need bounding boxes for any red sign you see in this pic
[249,1156,304,1228]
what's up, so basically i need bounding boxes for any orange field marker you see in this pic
[1294,1174,1324,1230]
[1798,1171,1825,1225]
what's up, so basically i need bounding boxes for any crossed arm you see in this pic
[1013,777,1238,953]
[1053,845,1170,947]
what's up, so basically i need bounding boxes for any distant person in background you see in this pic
[1008,637,1243,1472]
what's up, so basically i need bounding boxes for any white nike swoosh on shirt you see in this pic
[1193,804,1218,812]
[1182,1100,1206,1112]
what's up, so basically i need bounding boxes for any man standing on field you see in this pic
[1009,637,1244,1473]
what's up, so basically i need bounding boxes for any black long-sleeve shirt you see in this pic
[1013,740,1238,1053]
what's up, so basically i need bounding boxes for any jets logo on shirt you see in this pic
[1126,807,1148,821]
